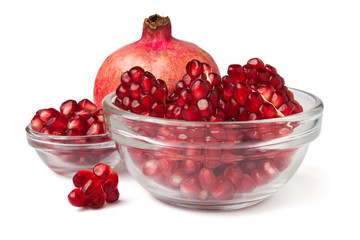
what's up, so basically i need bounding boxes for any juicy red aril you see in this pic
[186,59,203,77]
[67,115,87,133]
[78,99,98,114]
[30,115,44,132]
[198,167,216,191]
[245,92,263,113]
[60,100,78,119]
[141,72,157,93]
[210,176,235,200]
[258,102,279,119]
[234,82,251,105]
[180,176,201,198]
[182,160,201,175]
[247,58,265,69]
[68,188,87,207]
[158,158,178,175]
[235,174,256,193]
[169,169,189,188]
[191,79,210,101]
[129,66,145,83]
[87,122,104,135]
[223,165,243,185]
[181,104,201,121]
[227,64,245,82]
[46,116,67,130]
[37,108,60,122]
[69,164,119,209]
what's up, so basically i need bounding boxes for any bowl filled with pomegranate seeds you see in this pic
[102,58,323,210]
[26,99,121,177]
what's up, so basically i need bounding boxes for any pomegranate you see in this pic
[94,14,219,107]
[68,163,119,209]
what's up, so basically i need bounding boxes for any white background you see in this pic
[1,0,359,239]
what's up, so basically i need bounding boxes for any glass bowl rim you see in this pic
[102,88,324,126]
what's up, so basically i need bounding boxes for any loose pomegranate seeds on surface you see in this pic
[68,163,119,209]
[30,99,105,136]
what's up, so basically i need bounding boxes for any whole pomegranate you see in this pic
[94,14,219,107]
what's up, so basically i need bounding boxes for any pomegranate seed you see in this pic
[82,177,103,198]
[182,160,201,175]
[223,83,235,101]
[247,58,265,69]
[66,129,84,136]
[158,158,178,175]
[73,169,94,187]
[93,163,111,179]
[180,176,202,198]
[51,128,65,135]
[169,169,188,187]
[257,69,270,83]
[227,64,246,82]
[258,159,279,180]
[106,188,120,203]
[278,101,295,116]
[30,114,44,132]
[129,82,141,100]
[129,66,144,83]
[198,167,216,191]
[181,104,200,121]
[121,71,132,86]
[186,59,203,77]
[78,99,98,114]
[210,176,235,200]
[60,100,78,119]
[235,174,256,193]
[68,188,87,207]
[37,108,60,122]
[255,84,275,101]
[271,91,288,108]
[240,161,257,174]
[234,82,251,105]
[67,115,87,133]
[258,102,279,119]
[87,191,106,209]
[41,126,53,134]
[73,109,92,120]
[116,84,130,98]
[102,172,119,193]
[251,169,269,186]
[46,116,67,130]
[269,75,285,90]
[245,92,263,113]
[191,79,210,101]
[141,71,157,93]
[273,155,292,171]
[223,165,243,185]
[265,64,277,76]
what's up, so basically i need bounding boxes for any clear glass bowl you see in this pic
[103,88,323,210]
[26,125,122,177]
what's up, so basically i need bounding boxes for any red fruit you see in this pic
[94,14,219,107]
[223,165,243,185]
[36,108,60,122]
[86,122,104,135]
[78,99,98,114]
[46,116,67,130]
[67,115,87,133]
[258,159,279,180]
[198,167,216,191]
[60,100,78,119]
[210,176,235,200]
[30,114,44,132]
[235,174,256,193]
[180,176,202,198]
[158,158,178,175]
[247,58,265,69]
[68,188,87,207]
[182,160,201,175]
[113,67,167,118]
[93,163,111,179]
[227,64,246,82]
[251,169,269,186]
[169,169,188,187]
[69,164,119,209]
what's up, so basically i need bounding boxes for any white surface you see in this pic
[1,0,359,239]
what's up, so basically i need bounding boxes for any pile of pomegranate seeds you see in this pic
[68,163,119,209]
[131,148,294,201]
[113,67,168,118]
[30,99,105,136]
[113,58,303,121]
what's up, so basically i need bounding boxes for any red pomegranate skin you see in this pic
[94,14,220,107]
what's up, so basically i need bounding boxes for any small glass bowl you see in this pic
[103,88,323,210]
[26,126,122,177]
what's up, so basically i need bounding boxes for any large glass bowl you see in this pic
[103,88,323,210]
[26,126,122,177]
